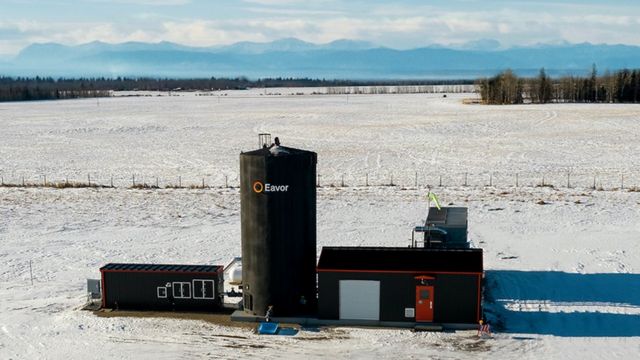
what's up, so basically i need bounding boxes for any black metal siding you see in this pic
[433,274,478,323]
[317,272,340,319]
[318,271,480,324]
[240,146,317,317]
[102,271,222,311]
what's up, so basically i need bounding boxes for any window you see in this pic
[157,286,167,299]
[192,279,215,299]
[172,282,191,299]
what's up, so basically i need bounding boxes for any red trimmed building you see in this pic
[317,247,483,325]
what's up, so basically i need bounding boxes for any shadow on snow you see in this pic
[484,270,640,337]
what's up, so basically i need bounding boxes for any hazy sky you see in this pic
[1,0,639,55]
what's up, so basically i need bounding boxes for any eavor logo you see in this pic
[253,181,289,193]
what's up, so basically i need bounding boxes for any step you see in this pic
[414,324,443,332]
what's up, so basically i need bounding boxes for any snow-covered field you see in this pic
[1,92,639,359]
[1,90,639,188]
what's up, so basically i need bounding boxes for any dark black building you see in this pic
[100,263,223,311]
[317,247,483,325]
[414,207,469,248]
[240,143,317,317]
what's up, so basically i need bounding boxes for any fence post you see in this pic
[439,175,442,187]
[88,173,91,187]
[29,260,33,285]
[156,177,159,188]
[464,172,468,187]
[621,174,624,190]
[202,178,205,189]
[592,174,596,190]
[567,171,571,188]
[225,175,228,188]
[515,173,519,187]
[365,173,368,187]
[489,173,493,187]
[390,174,394,186]
[110,175,113,188]
[22,176,25,187]
[341,174,345,187]
[43,175,46,186]
[132,174,136,187]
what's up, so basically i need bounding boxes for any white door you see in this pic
[339,280,380,321]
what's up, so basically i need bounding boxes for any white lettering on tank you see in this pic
[265,184,289,192]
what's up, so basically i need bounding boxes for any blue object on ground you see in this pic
[257,322,279,335]
[276,327,299,336]
[300,326,321,332]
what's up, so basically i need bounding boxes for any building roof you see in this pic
[317,246,482,273]
[241,146,316,157]
[427,207,467,227]
[100,263,222,273]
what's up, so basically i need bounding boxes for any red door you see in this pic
[415,285,434,322]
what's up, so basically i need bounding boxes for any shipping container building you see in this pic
[100,263,223,311]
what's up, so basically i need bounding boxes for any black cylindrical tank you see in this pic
[240,144,317,317]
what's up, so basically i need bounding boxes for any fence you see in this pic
[317,170,639,190]
[324,85,476,95]
[1,169,639,191]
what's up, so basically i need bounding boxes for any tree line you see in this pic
[0,76,473,102]
[477,66,640,104]
[0,77,110,102]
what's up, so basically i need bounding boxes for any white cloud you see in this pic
[0,20,160,54]
[161,20,268,45]
[244,6,343,17]
[242,0,316,5]
[87,0,191,5]
[3,4,640,55]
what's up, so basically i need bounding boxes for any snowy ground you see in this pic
[1,91,639,188]
[1,92,639,359]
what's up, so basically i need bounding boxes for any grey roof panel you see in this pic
[427,207,448,224]
[427,207,467,227]
[100,263,222,273]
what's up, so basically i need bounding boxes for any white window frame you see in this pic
[172,282,191,299]
[192,279,216,300]
[157,286,167,299]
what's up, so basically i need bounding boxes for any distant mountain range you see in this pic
[3,38,640,79]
